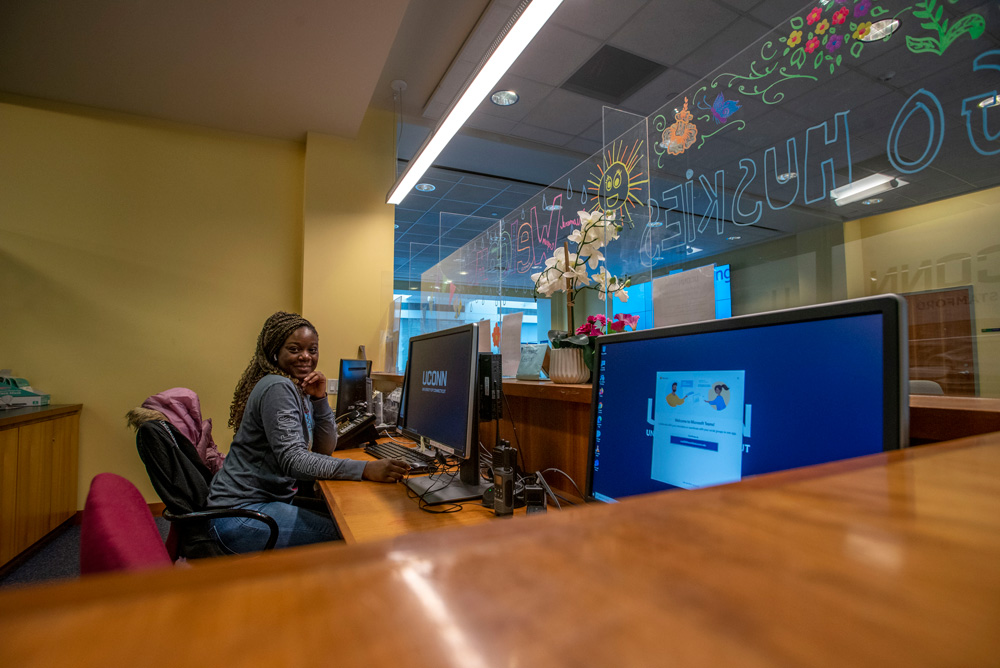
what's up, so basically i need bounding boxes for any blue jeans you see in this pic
[209,501,341,554]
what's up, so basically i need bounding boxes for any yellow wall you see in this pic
[302,111,397,372]
[0,99,305,505]
[0,98,397,507]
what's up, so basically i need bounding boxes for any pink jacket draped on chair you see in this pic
[142,388,225,474]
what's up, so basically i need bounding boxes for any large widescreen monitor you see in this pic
[588,295,908,502]
[399,323,487,504]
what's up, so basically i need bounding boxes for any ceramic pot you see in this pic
[548,347,591,384]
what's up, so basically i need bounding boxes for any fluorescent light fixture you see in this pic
[387,0,563,205]
[830,173,908,206]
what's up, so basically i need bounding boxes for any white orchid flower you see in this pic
[580,243,605,269]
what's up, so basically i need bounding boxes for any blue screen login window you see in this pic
[591,314,885,502]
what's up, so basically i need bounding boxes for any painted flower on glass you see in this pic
[805,37,821,53]
[806,7,823,24]
[788,29,803,47]
[853,21,872,39]
[832,6,850,24]
[826,34,844,52]
[814,19,830,35]
[854,0,871,18]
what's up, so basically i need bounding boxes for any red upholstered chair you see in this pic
[80,473,172,575]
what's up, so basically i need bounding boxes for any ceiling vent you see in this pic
[561,45,666,105]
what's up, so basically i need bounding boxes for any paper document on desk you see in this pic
[500,312,523,377]
[478,319,492,353]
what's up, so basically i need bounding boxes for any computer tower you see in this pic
[478,353,502,422]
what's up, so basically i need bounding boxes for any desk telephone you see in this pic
[334,409,379,451]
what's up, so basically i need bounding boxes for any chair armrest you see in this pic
[162,508,280,551]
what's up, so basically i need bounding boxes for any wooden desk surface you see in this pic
[317,447,513,544]
[2,434,999,667]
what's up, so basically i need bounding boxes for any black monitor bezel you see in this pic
[398,323,479,460]
[586,294,909,501]
[335,358,372,417]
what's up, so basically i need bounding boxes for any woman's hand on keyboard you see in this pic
[362,458,410,483]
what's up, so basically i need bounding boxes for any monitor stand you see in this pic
[404,455,488,505]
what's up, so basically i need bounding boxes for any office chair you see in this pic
[80,473,173,574]
[134,419,279,559]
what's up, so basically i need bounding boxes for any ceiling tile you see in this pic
[552,0,647,41]
[444,183,503,203]
[675,17,772,79]
[465,113,518,134]
[508,24,603,87]
[519,87,608,135]
[394,193,440,210]
[487,190,536,210]
[509,122,576,147]
[749,0,812,28]
[622,68,701,117]
[611,0,740,67]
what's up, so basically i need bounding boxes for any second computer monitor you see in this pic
[336,358,372,417]
[588,295,909,502]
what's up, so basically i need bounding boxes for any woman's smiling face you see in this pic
[276,326,319,381]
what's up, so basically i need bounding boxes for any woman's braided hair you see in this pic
[229,311,317,430]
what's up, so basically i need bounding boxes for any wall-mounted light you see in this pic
[830,173,907,206]
[387,0,563,205]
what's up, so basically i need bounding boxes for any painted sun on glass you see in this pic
[586,139,648,222]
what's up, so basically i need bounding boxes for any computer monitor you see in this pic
[398,323,488,504]
[335,359,372,417]
[588,295,908,502]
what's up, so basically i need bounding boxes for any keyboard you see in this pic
[365,441,437,474]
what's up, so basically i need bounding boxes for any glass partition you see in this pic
[395,0,1000,396]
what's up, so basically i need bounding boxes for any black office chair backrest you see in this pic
[135,420,228,558]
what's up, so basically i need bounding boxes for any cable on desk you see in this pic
[501,391,526,472]
[540,468,586,503]
[403,464,464,514]
[376,429,416,448]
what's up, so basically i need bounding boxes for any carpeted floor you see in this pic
[0,518,170,589]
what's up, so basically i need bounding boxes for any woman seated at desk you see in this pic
[208,311,408,554]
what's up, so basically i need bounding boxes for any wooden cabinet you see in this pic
[0,405,81,568]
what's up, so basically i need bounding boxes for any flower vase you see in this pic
[548,347,591,384]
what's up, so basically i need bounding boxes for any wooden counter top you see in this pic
[1,433,998,667]
[0,404,82,429]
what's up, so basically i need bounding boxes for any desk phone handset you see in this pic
[334,410,379,451]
